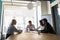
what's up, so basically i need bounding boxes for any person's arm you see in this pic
[13,26,19,32]
[13,26,22,34]
[33,25,35,30]
[26,25,29,32]
[35,26,41,31]
[37,26,40,29]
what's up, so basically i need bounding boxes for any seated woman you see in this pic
[42,18,56,34]
[36,20,45,35]
[6,19,22,39]
[37,18,55,35]
[26,21,35,32]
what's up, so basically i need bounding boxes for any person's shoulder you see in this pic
[8,25,12,27]
[27,25,29,26]
[9,25,14,28]
[47,22,51,26]
[8,25,12,29]
[47,22,50,25]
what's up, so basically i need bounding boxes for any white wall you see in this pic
[41,1,51,15]
[41,1,53,27]
[41,1,48,15]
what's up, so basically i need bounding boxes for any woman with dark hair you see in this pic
[6,19,22,39]
[42,18,56,34]
[36,20,45,35]
[37,18,55,35]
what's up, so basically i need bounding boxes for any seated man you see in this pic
[6,19,22,39]
[26,21,35,32]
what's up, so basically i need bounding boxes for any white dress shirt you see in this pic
[26,24,35,30]
[37,26,45,30]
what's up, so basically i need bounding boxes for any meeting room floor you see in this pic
[7,32,60,40]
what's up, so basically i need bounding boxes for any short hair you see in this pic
[42,18,48,22]
[11,19,16,24]
[28,21,32,23]
[12,19,16,22]
[39,20,42,23]
[39,20,44,26]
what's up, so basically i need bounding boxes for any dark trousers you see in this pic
[6,34,11,39]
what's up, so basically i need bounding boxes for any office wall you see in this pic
[41,1,51,15]
[41,1,54,28]
[41,1,48,15]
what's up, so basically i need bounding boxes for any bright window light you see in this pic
[58,8,60,15]
[2,1,41,35]
[3,6,36,34]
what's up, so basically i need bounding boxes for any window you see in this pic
[2,1,41,35]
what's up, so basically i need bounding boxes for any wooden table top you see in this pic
[7,32,60,40]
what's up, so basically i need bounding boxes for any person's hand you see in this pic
[35,29,38,31]
[18,30,22,34]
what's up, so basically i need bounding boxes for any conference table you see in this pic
[7,31,60,40]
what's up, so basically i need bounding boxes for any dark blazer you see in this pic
[44,22,56,34]
[41,22,56,34]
